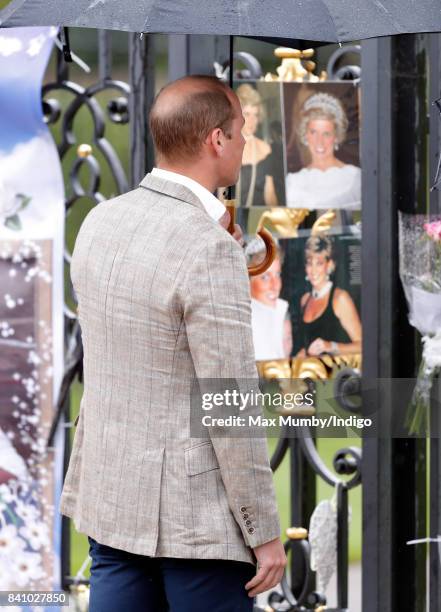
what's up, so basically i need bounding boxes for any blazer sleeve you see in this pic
[181,232,281,549]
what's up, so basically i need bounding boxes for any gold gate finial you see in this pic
[264,47,327,82]
[77,143,93,158]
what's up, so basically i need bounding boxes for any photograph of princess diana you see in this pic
[280,232,362,359]
[234,81,286,208]
[245,238,292,361]
[283,82,361,210]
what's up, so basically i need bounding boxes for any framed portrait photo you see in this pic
[234,81,286,208]
[283,81,361,211]
[280,229,362,360]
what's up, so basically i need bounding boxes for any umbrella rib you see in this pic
[141,0,162,34]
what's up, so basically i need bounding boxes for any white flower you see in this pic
[14,500,39,523]
[0,483,15,503]
[19,521,49,551]
[10,550,44,587]
[0,524,26,557]
[28,351,41,366]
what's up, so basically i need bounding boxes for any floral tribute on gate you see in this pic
[399,213,441,435]
[0,26,65,599]
[0,239,56,591]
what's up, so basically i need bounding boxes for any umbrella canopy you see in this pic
[1,0,440,42]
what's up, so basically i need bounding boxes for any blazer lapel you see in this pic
[139,173,208,214]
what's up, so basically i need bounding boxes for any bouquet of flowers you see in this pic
[399,213,441,434]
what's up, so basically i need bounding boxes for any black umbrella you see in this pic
[1,0,441,42]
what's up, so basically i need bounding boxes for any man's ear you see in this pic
[209,127,225,157]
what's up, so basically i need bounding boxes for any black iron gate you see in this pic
[45,29,440,612]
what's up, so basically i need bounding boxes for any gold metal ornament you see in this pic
[320,354,337,370]
[333,353,362,370]
[264,47,328,82]
[319,353,362,372]
[256,354,362,382]
[257,208,310,238]
[274,47,315,60]
[286,526,308,540]
[291,356,330,380]
[311,209,337,235]
[77,143,93,158]
[257,359,292,380]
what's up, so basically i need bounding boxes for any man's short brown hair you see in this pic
[149,75,235,162]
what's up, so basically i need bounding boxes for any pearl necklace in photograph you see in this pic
[311,281,333,300]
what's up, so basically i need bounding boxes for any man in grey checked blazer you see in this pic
[60,75,285,611]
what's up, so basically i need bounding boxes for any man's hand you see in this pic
[245,537,287,597]
[218,210,244,246]
[231,223,244,246]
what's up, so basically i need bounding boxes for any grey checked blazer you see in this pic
[60,173,281,564]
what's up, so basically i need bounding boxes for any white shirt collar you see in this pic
[151,167,226,221]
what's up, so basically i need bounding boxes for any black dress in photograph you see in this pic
[239,155,272,208]
[300,285,351,354]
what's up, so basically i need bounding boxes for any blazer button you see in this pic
[245,520,252,526]
[242,513,249,519]
[248,527,255,534]
[240,506,247,513]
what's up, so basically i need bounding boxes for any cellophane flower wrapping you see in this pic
[399,213,441,435]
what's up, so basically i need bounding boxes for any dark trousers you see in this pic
[88,537,256,612]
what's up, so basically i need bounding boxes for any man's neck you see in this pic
[157,162,217,194]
